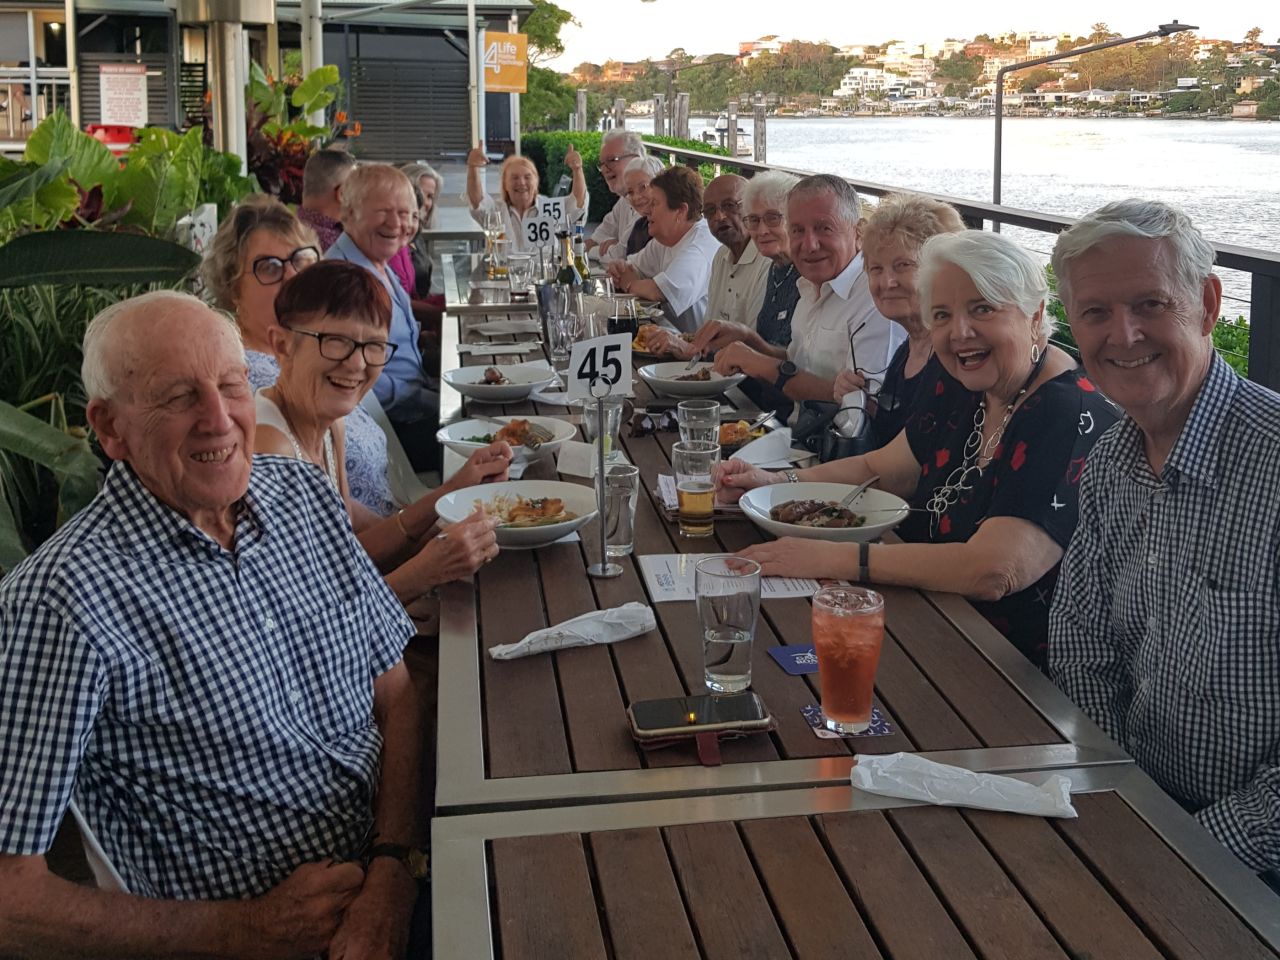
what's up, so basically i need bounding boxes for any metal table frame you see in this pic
[433,763,1280,959]
[434,575,1131,815]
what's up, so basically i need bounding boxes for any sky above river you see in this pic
[544,1,1275,70]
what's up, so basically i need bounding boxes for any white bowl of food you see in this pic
[739,481,909,543]
[637,361,745,398]
[442,364,558,403]
[436,416,577,462]
[435,479,598,549]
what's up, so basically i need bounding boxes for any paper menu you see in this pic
[638,553,828,603]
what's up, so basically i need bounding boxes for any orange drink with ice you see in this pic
[811,586,884,733]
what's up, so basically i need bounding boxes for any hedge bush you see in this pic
[522,132,731,224]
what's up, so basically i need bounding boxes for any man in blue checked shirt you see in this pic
[0,292,422,958]
[1049,200,1280,881]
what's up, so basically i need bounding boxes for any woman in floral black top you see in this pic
[718,231,1118,668]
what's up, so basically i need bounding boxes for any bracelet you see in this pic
[858,541,871,583]
[782,469,799,483]
[393,509,414,542]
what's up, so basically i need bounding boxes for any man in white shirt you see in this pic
[586,130,644,264]
[713,174,900,409]
[606,166,721,332]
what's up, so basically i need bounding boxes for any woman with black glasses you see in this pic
[256,261,511,604]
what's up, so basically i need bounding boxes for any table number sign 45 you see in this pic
[566,333,632,401]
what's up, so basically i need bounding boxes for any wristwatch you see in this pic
[773,360,798,391]
[366,843,430,881]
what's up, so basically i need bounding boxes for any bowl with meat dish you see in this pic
[442,364,558,403]
[739,481,909,543]
[434,480,599,549]
[436,416,578,462]
[637,361,745,398]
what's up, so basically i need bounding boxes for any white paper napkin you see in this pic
[531,388,570,406]
[489,602,657,660]
[850,753,1077,818]
[556,440,631,478]
[733,427,794,469]
[457,342,542,356]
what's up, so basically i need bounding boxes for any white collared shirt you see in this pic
[591,195,640,263]
[626,219,722,333]
[789,251,903,382]
[704,240,771,332]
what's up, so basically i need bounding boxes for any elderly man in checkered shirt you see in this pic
[0,292,422,957]
[1048,199,1280,881]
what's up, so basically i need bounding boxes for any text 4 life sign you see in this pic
[99,64,148,128]
[483,32,528,94]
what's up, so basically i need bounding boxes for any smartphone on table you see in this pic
[628,691,772,741]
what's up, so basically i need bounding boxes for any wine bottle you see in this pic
[555,231,581,287]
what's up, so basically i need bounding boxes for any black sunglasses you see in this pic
[630,409,679,437]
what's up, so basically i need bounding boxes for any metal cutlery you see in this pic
[469,414,554,450]
[839,474,881,510]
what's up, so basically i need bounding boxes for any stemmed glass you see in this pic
[548,285,583,366]
[481,208,504,278]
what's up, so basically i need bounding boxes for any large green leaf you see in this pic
[0,486,26,572]
[291,64,341,112]
[24,111,120,193]
[0,157,70,215]
[114,127,203,236]
[0,231,199,287]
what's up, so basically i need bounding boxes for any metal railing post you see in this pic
[1248,272,1280,392]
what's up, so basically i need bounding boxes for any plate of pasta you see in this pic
[434,480,598,548]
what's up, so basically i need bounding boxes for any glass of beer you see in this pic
[811,585,885,734]
[672,440,720,538]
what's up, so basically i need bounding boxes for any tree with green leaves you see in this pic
[519,0,579,131]
[1245,26,1263,48]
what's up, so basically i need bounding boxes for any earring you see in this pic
[1030,342,1042,364]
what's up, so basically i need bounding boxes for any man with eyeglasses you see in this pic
[0,292,424,958]
[586,130,645,264]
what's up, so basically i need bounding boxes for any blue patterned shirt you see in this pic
[1049,355,1280,872]
[247,350,398,517]
[0,457,414,899]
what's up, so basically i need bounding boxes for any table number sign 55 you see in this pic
[525,197,568,247]
[566,333,632,401]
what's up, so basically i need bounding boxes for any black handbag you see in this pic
[793,401,878,463]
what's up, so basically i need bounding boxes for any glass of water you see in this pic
[677,399,720,444]
[575,396,626,463]
[507,253,534,299]
[695,555,761,694]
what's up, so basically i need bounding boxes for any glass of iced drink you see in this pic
[811,585,884,734]
[696,555,761,693]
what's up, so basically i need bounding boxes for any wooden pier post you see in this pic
[753,99,767,163]
[612,97,626,130]
[575,89,587,132]
[726,100,738,154]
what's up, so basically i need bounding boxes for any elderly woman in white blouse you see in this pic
[465,145,588,253]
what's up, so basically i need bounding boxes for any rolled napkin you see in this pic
[733,427,794,469]
[850,752,1077,818]
[489,602,657,660]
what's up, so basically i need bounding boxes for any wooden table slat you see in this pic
[490,833,609,960]
[1057,792,1279,960]
[888,806,1070,960]
[739,816,885,960]
[587,828,701,960]
[663,820,795,960]
[962,808,1166,960]
[817,811,979,959]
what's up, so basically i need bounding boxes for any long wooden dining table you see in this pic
[429,256,1279,958]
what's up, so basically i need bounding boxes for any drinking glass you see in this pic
[607,293,640,338]
[574,397,626,463]
[677,399,721,445]
[547,286,581,365]
[507,254,534,299]
[482,208,503,276]
[583,464,639,562]
[491,237,510,278]
[695,556,761,694]
[672,440,720,538]
[811,586,885,734]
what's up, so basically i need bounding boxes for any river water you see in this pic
[634,116,1280,317]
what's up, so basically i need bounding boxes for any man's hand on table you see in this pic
[644,327,695,360]
[326,858,418,960]
[734,537,859,580]
[606,260,639,292]
[713,341,777,381]
[690,318,752,358]
[239,860,364,960]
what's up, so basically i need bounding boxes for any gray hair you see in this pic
[602,129,645,158]
[788,174,861,227]
[918,231,1053,339]
[82,291,243,402]
[1051,198,1216,305]
[400,161,444,228]
[301,149,356,200]
[744,170,800,213]
[339,163,414,223]
[623,155,665,178]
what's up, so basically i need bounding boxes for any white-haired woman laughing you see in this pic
[716,230,1119,669]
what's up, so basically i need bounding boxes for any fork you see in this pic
[470,415,554,449]
[839,474,881,510]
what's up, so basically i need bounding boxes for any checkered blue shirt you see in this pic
[0,456,414,899]
[1049,355,1280,872]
